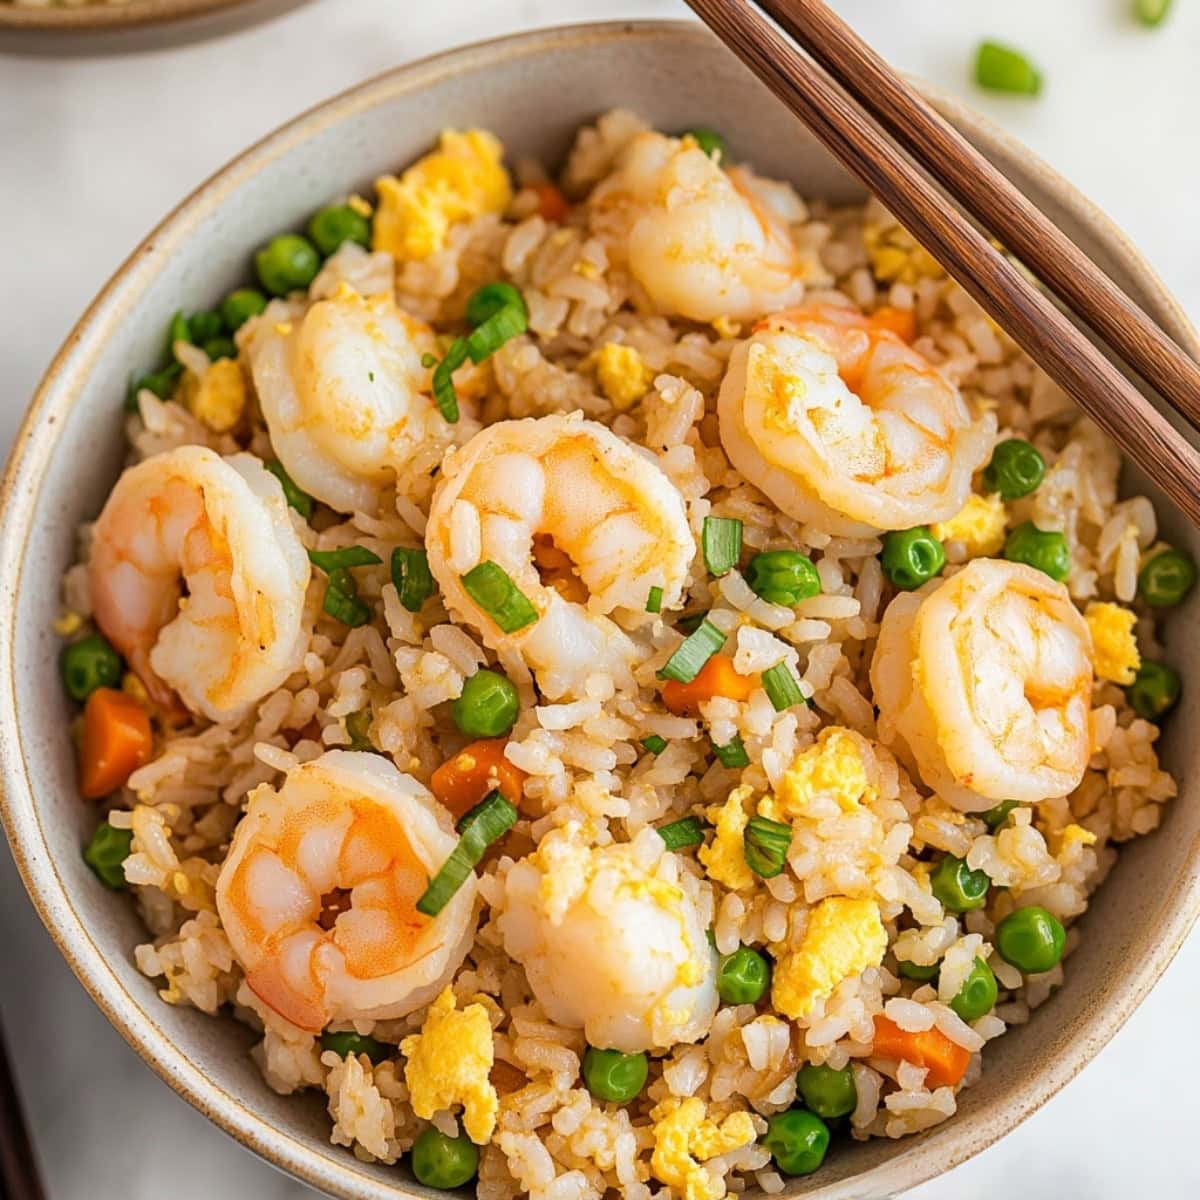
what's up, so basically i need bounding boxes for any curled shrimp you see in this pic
[588,130,812,323]
[247,283,448,514]
[88,446,310,723]
[718,304,995,535]
[215,750,476,1031]
[425,413,695,699]
[870,559,1094,811]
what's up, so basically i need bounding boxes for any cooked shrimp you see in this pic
[425,413,695,699]
[588,130,811,323]
[89,446,310,724]
[718,304,995,535]
[870,559,1094,811]
[215,750,476,1032]
[247,283,447,513]
[497,824,718,1053]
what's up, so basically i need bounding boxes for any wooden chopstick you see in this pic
[683,0,1200,528]
[760,0,1200,432]
[0,1024,45,1200]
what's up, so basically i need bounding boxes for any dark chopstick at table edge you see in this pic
[684,0,1200,529]
[0,1022,46,1200]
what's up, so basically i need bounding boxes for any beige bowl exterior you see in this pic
[0,20,1197,1200]
[0,0,251,31]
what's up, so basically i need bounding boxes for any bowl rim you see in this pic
[1,19,1197,1199]
[0,0,254,33]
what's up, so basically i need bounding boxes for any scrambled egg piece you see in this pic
[864,217,944,285]
[1043,821,1098,857]
[183,357,246,433]
[699,786,755,891]
[595,342,654,411]
[1085,601,1141,685]
[650,1097,757,1200]
[712,315,743,340]
[931,493,1008,557]
[773,727,876,818]
[53,611,83,637]
[400,987,498,1145]
[373,129,511,262]
[772,896,887,1020]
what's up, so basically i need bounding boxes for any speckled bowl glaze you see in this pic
[1,20,1197,1200]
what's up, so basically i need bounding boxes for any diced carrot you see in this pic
[431,738,526,818]
[661,654,758,716]
[531,181,570,224]
[79,687,153,800]
[870,305,917,343]
[871,1014,971,1088]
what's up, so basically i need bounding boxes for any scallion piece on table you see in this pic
[461,561,539,633]
[641,734,668,755]
[646,586,664,614]
[712,735,750,769]
[975,41,1042,96]
[308,546,382,572]
[657,619,726,684]
[743,815,791,878]
[323,568,372,627]
[658,816,705,851]
[762,662,806,712]
[1135,0,1172,26]
[432,338,469,423]
[417,790,517,916]
[702,516,743,577]
[391,546,436,613]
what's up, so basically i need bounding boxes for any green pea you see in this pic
[167,309,192,353]
[930,855,990,913]
[762,1108,830,1176]
[1126,659,1181,722]
[410,1126,479,1189]
[202,336,237,362]
[127,361,183,411]
[582,1047,648,1103]
[897,958,940,983]
[949,956,997,1022]
[980,800,1020,831]
[1137,548,1196,608]
[188,310,225,342]
[307,204,372,257]
[82,822,133,890]
[681,127,727,161]
[319,1030,389,1064]
[255,233,321,297]
[881,527,945,590]
[745,550,821,606]
[220,288,268,332]
[995,906,1065,974]
[61,634,123,701]
[452,669,520,739]
[796,1062,856,1120]
[982,438,1046,500]
[717,946,771,1005]
[1003,521,1070,582]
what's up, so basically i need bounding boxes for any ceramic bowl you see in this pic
[1,20,1197,1200]
[0,0,251,31]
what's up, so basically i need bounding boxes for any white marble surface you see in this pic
[1,0,1198,1196]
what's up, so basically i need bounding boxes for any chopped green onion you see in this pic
[641,734,668,755]
[712,735,750,769]
[658,816,705,850]
[417,790,517,916]
[466,282,526,327]
[658,619,726,684]
[421,352,438,369]
[308,546,382,573]
[676,612,707,635]
[681,127,727,162]
[646,586,664,614]
[461,561,539,633]
[432,337,468,424]
[391,547,436,613]
[323,569,372,627]
[743,815,791,878]
[465,302,528,364]
[1135,0,1172,26]
[265,460,313,519]
[975,41,1042,96]
[345,709,373,752]
[762,662,805,712]
[702,516,743,577]
[319,1030,389,1064]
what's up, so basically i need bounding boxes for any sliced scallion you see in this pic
[743,815,791,878]
[641,734,668,755]
[657,619,726,684]
[676,612,707,635]
[465,302,527,364]
[308,546,382,573]
[323,569,371,627]
[391,546,436,613]
[432,338,468,424]
[762,662,806,712]
[975,41,1042,96]
[266,460,313,520]
[712,735,750,769]
[417,790,517,916]
[466,282,526,327]
[702,516,743,577]
[658,816,705,851]
[461,561,539,633]
[646,586,664,614]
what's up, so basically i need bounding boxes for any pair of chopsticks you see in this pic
[685,0,1200,527]
[0,1021,45,1200]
